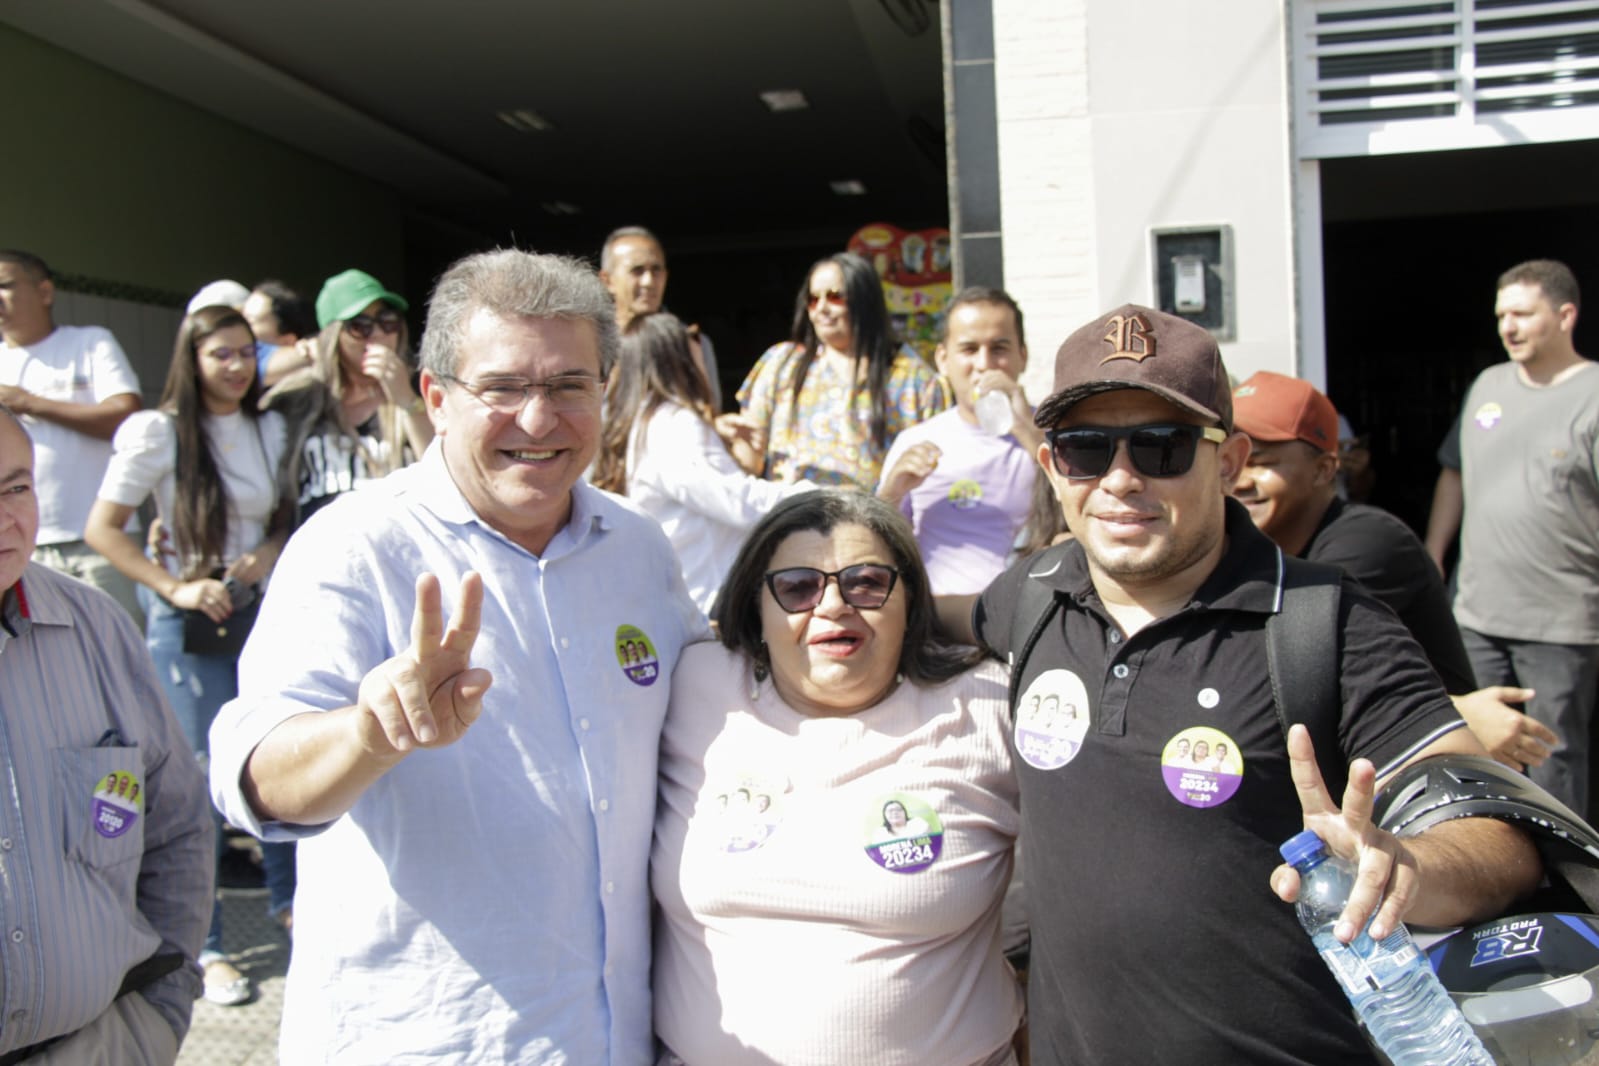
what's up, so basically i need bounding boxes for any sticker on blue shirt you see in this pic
[93,771,142,839]
[863,793,943,874]
[706,775,784,852]
[614,624,660,686]
[1161,725,1243,808]
[1014,669,1090,770]
[947,479,982,510]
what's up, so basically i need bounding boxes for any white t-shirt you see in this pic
[97,409,288,577]
[0,325,141,543]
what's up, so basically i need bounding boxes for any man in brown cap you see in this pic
[1232,369,1558,773]
[940,305,1539,1064]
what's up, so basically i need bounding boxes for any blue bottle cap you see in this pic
[1279,829,1327,866]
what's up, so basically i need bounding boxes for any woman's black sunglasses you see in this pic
[1046,423,1228,481]
[764,564,899,613]
[344,308,404,340]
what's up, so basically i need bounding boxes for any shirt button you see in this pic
[1113,664,1130,679]
[0,838,11,850]
[604,881,615,894]
[579,718,591,731]
[10,930,23,943]
[1108,631,1122,644]
[598,799,610,812]
[560,637,570,648]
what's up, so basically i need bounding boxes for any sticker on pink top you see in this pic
[706,776,784,853]
[863,793,943,873]
[1161,724,1243,808]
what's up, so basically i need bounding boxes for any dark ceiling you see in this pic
[1,0,950,258]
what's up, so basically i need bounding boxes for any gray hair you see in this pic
[599,226,663,274]
[419,249,620,378]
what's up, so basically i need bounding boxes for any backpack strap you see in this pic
[1005,544,1072,712]
[1265,550,1344,748]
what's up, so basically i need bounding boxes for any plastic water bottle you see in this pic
[974,390,1015,437]
[1280,831,1493,1065]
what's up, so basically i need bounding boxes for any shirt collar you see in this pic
[410,440,613,555]
[1027,496,1284,618]
[4,563,76,636]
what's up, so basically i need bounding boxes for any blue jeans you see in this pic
[144,593,296,952]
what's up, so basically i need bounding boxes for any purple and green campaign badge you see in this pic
[614,624,660,686]
[1160,725,1243,809]
[863,793,943,874]
[92,771,142,839]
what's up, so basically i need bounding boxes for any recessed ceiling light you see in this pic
[830,179,867,196]
[759,89,810,113]
[497,108,555,133]
[541,201,581,216]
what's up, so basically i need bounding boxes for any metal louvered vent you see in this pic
[1292,0,1599,157]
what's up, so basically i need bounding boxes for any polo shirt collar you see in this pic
[1025,496,1285,618]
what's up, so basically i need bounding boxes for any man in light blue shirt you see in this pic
[209,250,710,1064]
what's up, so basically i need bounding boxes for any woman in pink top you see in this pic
[652,491,1022,1065]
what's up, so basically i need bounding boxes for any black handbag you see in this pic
[181,579,262,659]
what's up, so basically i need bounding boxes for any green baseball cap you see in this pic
[315,269,408,328]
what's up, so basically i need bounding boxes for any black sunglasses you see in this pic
[1046,423,1229,481]
[764,564,899,613]
[344,308,404,340]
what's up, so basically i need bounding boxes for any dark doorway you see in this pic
[1319,142,1599,550]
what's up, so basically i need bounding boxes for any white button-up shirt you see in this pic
[210,442,710,1065]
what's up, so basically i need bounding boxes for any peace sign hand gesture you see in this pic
[1269,724,1419,944]
[355,571,493,757]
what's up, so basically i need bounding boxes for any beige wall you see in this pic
[1,24,407,388]
[993,0,1300,399]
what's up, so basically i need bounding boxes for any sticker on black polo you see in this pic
[614,624,660,686]
[1161,726,1243,808]
[863,793,943,873]
[1014,669,1090,770]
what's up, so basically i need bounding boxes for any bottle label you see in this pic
[1317,929,1419,997]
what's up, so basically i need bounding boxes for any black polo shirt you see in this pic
[975,499,1466,1066]
[1304,497,1477,695]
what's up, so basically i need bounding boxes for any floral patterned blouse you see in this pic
[736,342,947,491]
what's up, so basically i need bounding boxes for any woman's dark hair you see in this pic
[714,489,983,688]
[778,252,898,449]
[160,305,271,579]
[594,311,716,493]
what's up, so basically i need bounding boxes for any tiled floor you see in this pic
[177,847,287,1064]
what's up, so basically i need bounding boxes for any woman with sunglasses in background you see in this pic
[652,490,1022,1065]
[263,269,433,525]
[737,252,945,492]
[594,312,816,615]
[83,304,295,1006]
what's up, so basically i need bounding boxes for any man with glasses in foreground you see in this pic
[939,304,1539,1063]
[210,249,709,1063]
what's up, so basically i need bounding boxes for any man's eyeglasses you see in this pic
[764,564,899,613]
[806,289,847,310]
[1046,423,1228,481]
[343,308,404,340]
[200,343,259,364]
[438,373,603,414]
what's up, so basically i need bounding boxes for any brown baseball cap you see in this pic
[1033,304,1232,430]
[1232,370,1338,454]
